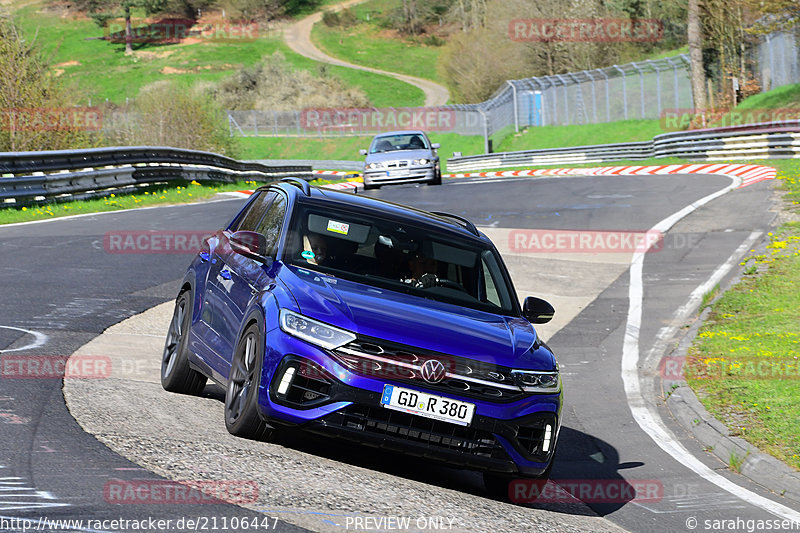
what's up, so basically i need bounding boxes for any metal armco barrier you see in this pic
[446,121,800,173]
[0,146,312,205]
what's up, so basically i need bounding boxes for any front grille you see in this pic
[323,404,507,459]
[384,160,410,169]
[332,338,526,402]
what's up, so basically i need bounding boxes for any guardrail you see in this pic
[0,146,312,206]
[446,121,800,172]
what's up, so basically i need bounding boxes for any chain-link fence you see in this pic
[226,54,693,153]
[759,29,800,92]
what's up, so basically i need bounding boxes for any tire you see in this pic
[161,290,207,395]
[430,168,442,186]
[483,460,553,502]
[364,182,380,190]
[224,324,273,440]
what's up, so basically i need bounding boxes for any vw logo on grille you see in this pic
[420,359,447,383]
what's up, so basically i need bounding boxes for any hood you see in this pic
[365,149,435,164]
[279,266,555,370]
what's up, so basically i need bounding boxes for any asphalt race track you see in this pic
[1,173,797,532]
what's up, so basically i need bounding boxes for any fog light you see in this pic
[542,424,553,453]
[277,366,296,396]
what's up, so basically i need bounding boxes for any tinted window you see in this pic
[232,191,275,232]
[369,133,429,153]
[254,195,286,257]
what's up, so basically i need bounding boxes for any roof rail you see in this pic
[281,177,311,196]
[430,211,479,236]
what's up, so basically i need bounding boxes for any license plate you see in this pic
[388,170,408,177]
[380,385,475,426]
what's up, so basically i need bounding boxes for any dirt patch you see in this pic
[54,60,81,67]
[136,50,176,60]
[160,65,189,74]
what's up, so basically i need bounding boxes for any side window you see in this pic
[232,192,275,232]
[254,195,287,257]
[481,258,501,307]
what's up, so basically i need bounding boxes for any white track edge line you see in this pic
[621,176,800,521]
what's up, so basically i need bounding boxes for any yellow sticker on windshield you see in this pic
[327,220,350,235]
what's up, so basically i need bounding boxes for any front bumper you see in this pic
[363,166,436,186]
[257,330,561,476]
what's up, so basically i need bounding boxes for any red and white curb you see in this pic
[220,163,775,199]
[445,163,776,188]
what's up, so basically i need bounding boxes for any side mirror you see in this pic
[230,231,272,265]
[359,149,368,156]
[522,296,554,324]
[431,143,440,149]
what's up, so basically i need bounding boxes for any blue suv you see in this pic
[161,178,562,492]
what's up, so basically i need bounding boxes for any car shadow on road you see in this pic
[203,382,641,517]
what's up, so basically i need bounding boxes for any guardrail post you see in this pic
[555,74,569,125]
[508,81,519,133]
[632,62,645,119]
[598,69,610,122]
[666,57,681,109]
[612,65,627,120]
[585,70,598,123]
[253,110,258,136]
[478,109,489,154]
[648,60,662,117]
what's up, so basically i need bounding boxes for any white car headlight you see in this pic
[367,162,382,170]
[279,309,356,350]
[413,158,429,165]
[510,369,561,393]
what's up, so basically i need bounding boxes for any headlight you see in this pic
[279,309,356,350]
[510,369,561,393]
[413,158,429,165]
[367,162,382,170]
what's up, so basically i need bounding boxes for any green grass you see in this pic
[686,158,800,471]
[734,83,800,110]
[237,132,485,171]
[311,0,443,84]
[12,3,423,106]
[0,180,256,225]
[495,120,666,152]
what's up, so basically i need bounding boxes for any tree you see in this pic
[0,14,94,151]
[688,0,707,114]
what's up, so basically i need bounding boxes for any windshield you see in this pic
[369,133,429,153]
[283,203,517,315]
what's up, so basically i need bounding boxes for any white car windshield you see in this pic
[370,134,428,153]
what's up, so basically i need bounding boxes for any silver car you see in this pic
[359,130,441,189]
